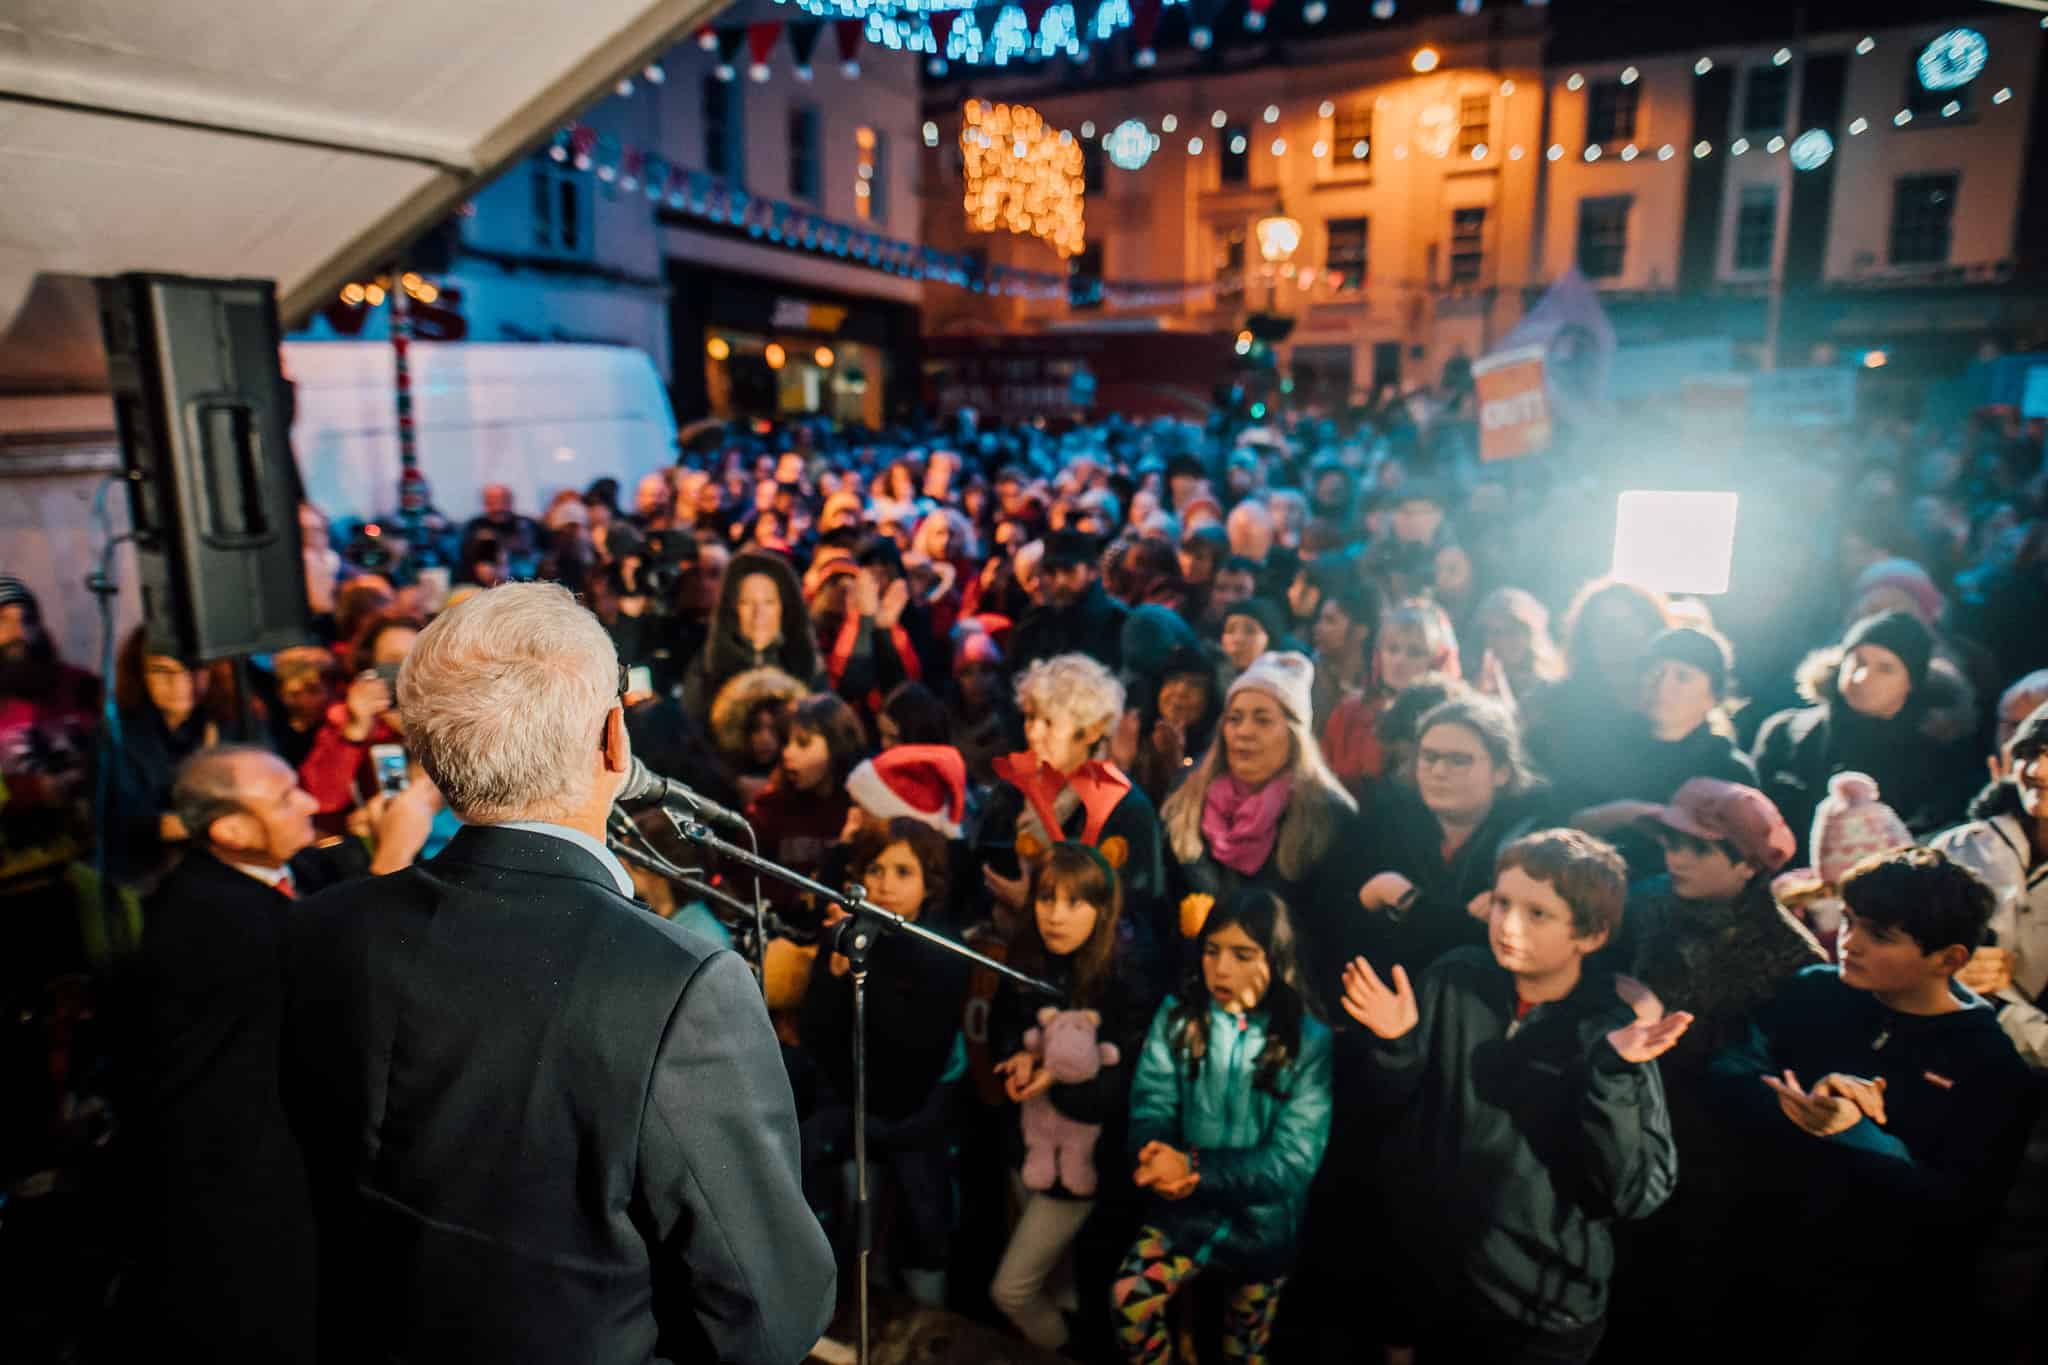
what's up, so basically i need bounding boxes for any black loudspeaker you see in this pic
[97,274,312,660]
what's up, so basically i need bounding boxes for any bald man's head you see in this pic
[172,746,319,867]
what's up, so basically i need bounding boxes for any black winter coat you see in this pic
[800,915,973,1128]
[1169,786,1362,1023]
[1355,948,1677,1335]
[989,942,1160,1201]
[1751,677,1977,859]
[1009,580,1129,675]
[1313,787,1545,1014]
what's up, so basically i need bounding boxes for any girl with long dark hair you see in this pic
[1111,890,1333,1364]
[988,842,1158,1354]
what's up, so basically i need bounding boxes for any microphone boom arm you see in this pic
[666,814,1063,1001]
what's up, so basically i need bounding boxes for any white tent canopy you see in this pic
[0,0,721,390]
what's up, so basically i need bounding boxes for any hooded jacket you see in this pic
[1126,997,1333,1278]
[1752,648,1978,858]
[678,551,824,721]
[1356,948,1677,1336]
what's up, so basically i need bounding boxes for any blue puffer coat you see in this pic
[1125,995,1333,1278]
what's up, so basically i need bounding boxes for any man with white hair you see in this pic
[282,583,833,1364]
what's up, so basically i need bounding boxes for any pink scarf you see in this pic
[1200,774,1295,876]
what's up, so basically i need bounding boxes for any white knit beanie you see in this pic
[1227,651,1316,731]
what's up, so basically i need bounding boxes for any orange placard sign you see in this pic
[1473,346,1552,462]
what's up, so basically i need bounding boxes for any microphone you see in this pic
[615,757,753,837]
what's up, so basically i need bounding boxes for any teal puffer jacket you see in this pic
[1126,996,1333,1278]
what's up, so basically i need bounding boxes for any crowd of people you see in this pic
[4,393,2048,1362]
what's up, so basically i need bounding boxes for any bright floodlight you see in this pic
[1612,491,1740,595]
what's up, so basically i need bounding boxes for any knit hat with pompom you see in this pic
[1811,771,1914,888]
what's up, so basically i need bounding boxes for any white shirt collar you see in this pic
[226,858,291,888]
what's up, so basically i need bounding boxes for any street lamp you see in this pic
[1255,214,1303,264]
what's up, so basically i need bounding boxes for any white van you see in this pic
[283,341,678,524]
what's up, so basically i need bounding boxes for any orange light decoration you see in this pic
[765,343,787,370]
[960,99,1087,258]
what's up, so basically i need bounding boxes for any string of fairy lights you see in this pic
[925,24,2016,182]
[535,20,2023,302]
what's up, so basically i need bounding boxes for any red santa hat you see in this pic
[846,744,967,838]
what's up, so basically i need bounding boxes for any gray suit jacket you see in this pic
[282,823,834,1364]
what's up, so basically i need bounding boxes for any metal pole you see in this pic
[851,949,872,1365]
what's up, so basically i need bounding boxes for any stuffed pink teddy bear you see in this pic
[1020,1007,1121,1197]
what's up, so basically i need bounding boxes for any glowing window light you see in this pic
[1613,491,1740,595]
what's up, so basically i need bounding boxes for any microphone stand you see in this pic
[608,809,772,984]
[667,813,1061,1365]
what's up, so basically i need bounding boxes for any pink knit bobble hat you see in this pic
[1810,771,1914,888]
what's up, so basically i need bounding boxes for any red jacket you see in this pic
[298,703,400,815]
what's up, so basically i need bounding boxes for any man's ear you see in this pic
[602,705,630,775]
[208,810,264,856]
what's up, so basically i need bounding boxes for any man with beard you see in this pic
[1007,530,1127,675]
[1,575,104,1204]
[0,575,101,915]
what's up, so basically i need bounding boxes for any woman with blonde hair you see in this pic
[1160,652,1359,1004]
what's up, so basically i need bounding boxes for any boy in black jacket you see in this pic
[1340,829,1689,1364]
[1710,846,2033,1361]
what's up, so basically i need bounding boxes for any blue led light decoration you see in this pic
[1917,28,1987,91]
[1788,128,1833,171]
[1106,119,1153,170]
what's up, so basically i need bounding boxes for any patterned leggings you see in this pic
[1110,1226,1285,1365]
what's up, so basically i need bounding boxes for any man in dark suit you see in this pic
[283,582,834,1364]
[125,743,430,1360]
